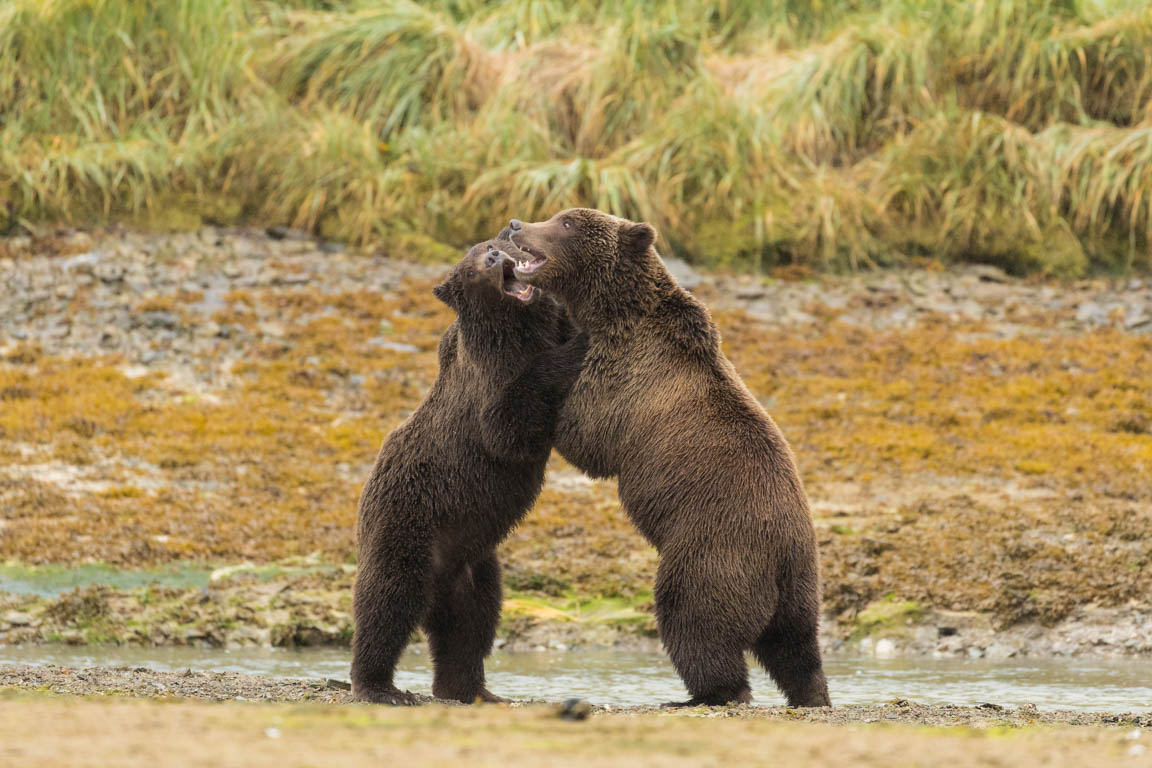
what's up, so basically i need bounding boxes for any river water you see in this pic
[1,645,1150,712]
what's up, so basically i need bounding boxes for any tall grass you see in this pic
[1,0,1150,274]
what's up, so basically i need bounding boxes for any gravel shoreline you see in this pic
[2,663,1151,728]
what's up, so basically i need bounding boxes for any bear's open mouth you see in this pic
[501,258,535,302]
[511,244,547,276]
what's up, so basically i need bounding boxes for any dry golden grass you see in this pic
[2,0,1151,273]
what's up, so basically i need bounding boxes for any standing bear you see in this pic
[506,209,831,707]
[351,239,584,705]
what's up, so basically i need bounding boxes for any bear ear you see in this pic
[619,221,656,255]
[433,279,461,308]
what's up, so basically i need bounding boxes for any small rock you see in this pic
[324,678,352,691]
[94,262,125,283]
[1125,313,1151,331]
[965,265,1009,283]
[874,638,897,658]
[141,311,179,330]
[1075,301,1107,324]
[734,286,766,300]
[984,642,1018,660]
[3,611,32,626]
[556,699,592,721]
[266,227,310,241]
[275,272,310,285]
[368,338,419,353]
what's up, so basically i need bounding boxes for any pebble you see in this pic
[3,611,33,626]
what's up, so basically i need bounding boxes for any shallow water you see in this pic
[0,564,343,597]
[0,564,215,597]
[2,645,1150,713]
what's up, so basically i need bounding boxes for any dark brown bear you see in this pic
[351,239,584,705]
[506,209,831,708]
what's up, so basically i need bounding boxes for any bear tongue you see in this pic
[505,281,534,302]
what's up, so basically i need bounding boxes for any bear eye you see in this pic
[563,220,571,229]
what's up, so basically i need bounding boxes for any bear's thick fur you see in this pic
[507,209,831,707]
[351,239,584,705]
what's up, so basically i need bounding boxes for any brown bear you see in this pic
[505,209,831,708]
[351,239,585,705]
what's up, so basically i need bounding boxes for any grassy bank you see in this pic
[2,0,1151,275]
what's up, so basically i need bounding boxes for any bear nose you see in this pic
[484,248,502,268]
[508,219,522,232]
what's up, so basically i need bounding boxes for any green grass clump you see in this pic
[2,0,1151,275]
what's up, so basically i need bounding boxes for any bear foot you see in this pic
[788,691,832,708]
[433,686,508,705]
[475,687,509,704]
[353,685,420,706]
[662,689,753,708]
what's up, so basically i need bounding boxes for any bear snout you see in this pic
[508,219,522,232]
[483,247,504,269]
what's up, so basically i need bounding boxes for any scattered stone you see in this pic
[1074,301,1107,324]
[3,611,32,626]
[94,262,125,283]
[368,338,419,353]
[1125,313,1151,331]
[965,265,1009,283]
[556,698,592,721]
[874,638,897,658]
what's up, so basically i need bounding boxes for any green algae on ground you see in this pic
[0,563,216,598]
[0,572,657,648]
[850,597,924,641]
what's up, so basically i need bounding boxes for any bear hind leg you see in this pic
[423,551,506,704]
[350,543,431,706]
[655,561,753,707]
[752,593,831,708]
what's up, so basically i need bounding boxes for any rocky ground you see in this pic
[2,225,1151,659]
